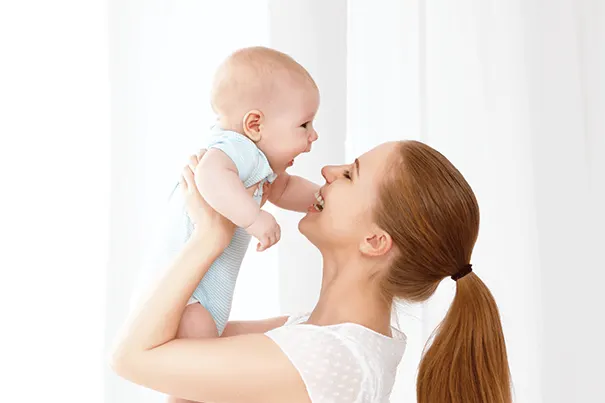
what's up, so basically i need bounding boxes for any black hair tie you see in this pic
[451,264,473,281]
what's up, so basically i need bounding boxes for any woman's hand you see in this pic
[180,150,234,250]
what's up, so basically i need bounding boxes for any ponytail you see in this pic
[417,273,512,403]
[374,141,511,402]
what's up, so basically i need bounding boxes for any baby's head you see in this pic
[211,47,320,173]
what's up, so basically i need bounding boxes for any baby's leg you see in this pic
[167,303,218,403]
[176,302,219,339]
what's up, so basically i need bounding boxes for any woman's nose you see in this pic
[321,165,339,183]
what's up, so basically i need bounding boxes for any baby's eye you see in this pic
[301,122,310,128]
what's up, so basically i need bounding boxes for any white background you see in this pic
[1,1,604,402]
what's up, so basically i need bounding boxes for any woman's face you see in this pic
[299,142,397,252]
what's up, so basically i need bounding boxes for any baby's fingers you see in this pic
[257,235,269,252]
[260,231,280,252]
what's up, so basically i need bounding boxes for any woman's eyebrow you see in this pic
[354,158,360,177]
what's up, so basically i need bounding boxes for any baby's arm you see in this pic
[269,173,320,213]
[195,149,259,228]
[195,149,280,250]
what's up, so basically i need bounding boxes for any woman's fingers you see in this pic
[188,154,199,172]
[182,151,205,191]
[181,165,194,191]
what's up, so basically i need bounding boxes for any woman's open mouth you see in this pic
[312,191,324,212]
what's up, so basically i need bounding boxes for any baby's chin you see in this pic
[271,161,292,174]
[271,166,287,175]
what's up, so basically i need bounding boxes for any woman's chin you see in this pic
[298,211,317,236]
[298,214,309,232]
[298,218,320,248]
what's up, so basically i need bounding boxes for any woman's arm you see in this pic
[112,333,307,403]
[221,316,288,337]
[111,232,306,402]
[110,155,309,403]
[111,230,224,363]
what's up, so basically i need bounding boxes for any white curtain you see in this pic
[5,1,601,402]
[273,0,605,402]
[105,1,277,401]
[346,1,605,402]
[1,1,110,403]
[103,0,604,402]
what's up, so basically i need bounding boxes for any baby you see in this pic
[171,47,321,338]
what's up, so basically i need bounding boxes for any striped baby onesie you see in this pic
[161,126,276,335]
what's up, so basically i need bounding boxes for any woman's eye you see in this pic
[343,170,351,179]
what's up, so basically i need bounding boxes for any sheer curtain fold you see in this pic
[1,1,110,402]
[346,0,604,402]
[104,0,604,401]
[106,2,271,401]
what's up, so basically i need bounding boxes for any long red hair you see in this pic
[375,141,512,403]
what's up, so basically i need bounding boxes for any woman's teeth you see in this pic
[313,191,324,211]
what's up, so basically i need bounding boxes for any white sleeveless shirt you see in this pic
[265,314,406,403]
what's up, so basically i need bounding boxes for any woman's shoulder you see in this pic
[274,313,406,348]
[265,315,407,402]
[265,321,366,402]
[282,312,311,326]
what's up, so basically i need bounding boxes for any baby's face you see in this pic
[258,83,320,173]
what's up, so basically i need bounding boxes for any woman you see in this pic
[111,140,512,403]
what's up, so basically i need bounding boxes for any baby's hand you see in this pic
[245,210,281,251]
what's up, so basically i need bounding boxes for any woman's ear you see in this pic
[243,110,263,142]
[359,226,393,257]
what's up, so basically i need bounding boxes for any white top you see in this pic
[265,314,407,403]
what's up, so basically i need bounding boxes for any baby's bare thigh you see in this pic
[177,303,219,339]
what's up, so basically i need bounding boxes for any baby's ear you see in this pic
[243,110,263,142]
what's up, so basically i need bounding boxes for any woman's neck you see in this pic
[307,256,393,337]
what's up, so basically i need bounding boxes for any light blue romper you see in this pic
[162,126,276,335]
